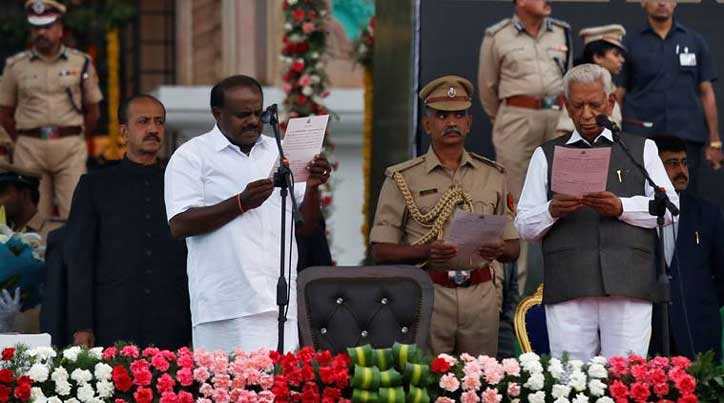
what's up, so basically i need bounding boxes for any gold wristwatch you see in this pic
[709,140,722,149]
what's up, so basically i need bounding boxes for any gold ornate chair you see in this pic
[514,284,550,354]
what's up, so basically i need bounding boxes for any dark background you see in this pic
[417,0,724,204]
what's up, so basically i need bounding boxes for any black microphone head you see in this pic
[261,104,277,124]
[595,115,613,129]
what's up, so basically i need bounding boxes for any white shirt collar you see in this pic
[566,128,614,146]
[208,124,269,153]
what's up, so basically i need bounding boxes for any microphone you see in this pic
[261,104,278,124]
[595,114,622,138]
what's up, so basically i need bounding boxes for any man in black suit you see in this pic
[652,135,724,360]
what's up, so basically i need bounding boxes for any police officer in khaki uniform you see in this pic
[370,76,520,356]
[0,0,103,228]
[556,25,626,137]
[478,0,571,293]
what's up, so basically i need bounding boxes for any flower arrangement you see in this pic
[607,354,697,403]
[193,348,275,403]
[0,347,33,403]
[270,347,351,403]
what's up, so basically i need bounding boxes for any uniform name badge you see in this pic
[679,53,697,67]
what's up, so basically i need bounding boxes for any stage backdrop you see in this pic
[416,0,724,202]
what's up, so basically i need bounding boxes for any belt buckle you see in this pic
[542,96,561,111]
[449,270,470,286]
[40,126,60,140]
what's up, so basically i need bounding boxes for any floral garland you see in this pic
[280,0,336,229]
[354,16,375,246]
[104,28,123,161]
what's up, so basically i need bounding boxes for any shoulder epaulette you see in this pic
[485,18,511,36]
[4,51,30,68]
[384,156,425,177]
[470,152,505,173]
[549,18,571,30]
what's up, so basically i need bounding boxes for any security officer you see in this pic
[618,1,722,195]
[370,76,520,356]
[0,0,103,229]
[478,0,571,294]
[556,24,626,137]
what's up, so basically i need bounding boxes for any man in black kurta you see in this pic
[65,95,190,349]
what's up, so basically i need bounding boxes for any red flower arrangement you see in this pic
[607,355,697,403]
[270,347,352,403]
[0,348,32,403]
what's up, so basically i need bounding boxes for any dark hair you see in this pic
[118,94,166,125]
[574,40,624,67]
[0,182,39,206]
[652,134,687,153]
[210,75,263,110]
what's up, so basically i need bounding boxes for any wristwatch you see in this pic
[709,140,722,149]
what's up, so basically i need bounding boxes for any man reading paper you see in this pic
[515,64,678,360]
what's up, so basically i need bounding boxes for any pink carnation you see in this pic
[234,390,257,403]
[194,350,214,368]
[483,363,505,385]
[437,354,458,367]
[199,383,214,397]
[259,374,274,390]
[120,345,140,358]
[302,22,316,34]
[481,388,502,403]
[258,391,274,403]
[160,391,178,403]
[176,367,194,387]
[103,347,117,360]
[156,373,176,393]
[152,355,171,372]
[212,388,230,403]
[501,358,520,376]
[461,391,480,403]
[142,347,160,357]
[212,373,231,389]
[507,383,521,397]
[177,391,194,403]
[435,398,455,403]
[439,374,461,392]
[649,356,670,370]
[460,353,476,362]
[462,375,482,391]
[653,382,669,397]
[161,350,177,362]
[672,356,692,370]
[194,367,211,383]
[298,74,312,87]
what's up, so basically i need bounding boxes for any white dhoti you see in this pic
[546,296,652,361]
[192,311,299,353]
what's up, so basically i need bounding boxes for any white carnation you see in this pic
[312,96,324,104]
[63,346,82,362]
[524,373,545,391]
[28,347,57,362]
[48,397,63,403]
[93,363,112,381]
[302,86,313,96]
[548,358,564,379]
[65,399,80,403]
[55,381,71,396]
[572,393,589,403]
[310,52,320,60]
[76,384,95,403]
[96,380,114,399]
[569,371,588,392]
[568,360,584,372]
[287,0,298,5]
[587,364,607,379]
[311,75,321,84]
[590,356,607,366]
[70,368,93,384]
[31,387,47,402]
[28,363,50,382]
[518,352,540,364]
[595,397,614,403]
[284,23,293,31]
[553,399,570,403]
[89,399,104,403]
[523,361,544,374]
[529,391,546,403]
[588,379,607,397]
[88,347,103,360]
[552,384,571,399]
[52,367,69,382]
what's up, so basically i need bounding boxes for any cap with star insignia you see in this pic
[419,75,473,111]
[25,0,66,27]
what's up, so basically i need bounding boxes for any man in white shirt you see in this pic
[164,75,331,352]
[515,64,678,360]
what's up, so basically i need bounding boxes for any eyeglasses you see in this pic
[663,159,687,169]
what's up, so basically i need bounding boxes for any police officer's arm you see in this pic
[369,177,456,265]
[0,107,15,141]
[81,59,103,135]
[83,103,100,135]
[0,65,18,140]
[700,81,723,169]
[478,34,501,121]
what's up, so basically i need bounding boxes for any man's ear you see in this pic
[119,124,128,144]
[607,92,616,116]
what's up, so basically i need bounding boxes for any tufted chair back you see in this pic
[297,266,434,354]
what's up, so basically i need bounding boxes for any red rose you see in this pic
[315,351,333,366]
[322,387,341,400]
[16,376,31,387]
[296,41,309,54]
[0,370,13,384]
[293,9,305,22]
[630,382,651,402]
[610,380,629,400]
[431,357,452,374]
[270,350,282,363]
[297,347,315,364]
[675,374,696,395]
[133,386,154,403]
[653,382,669,397]
[1,349,14,361]
[13,383,31,402]
[0,385,10,403]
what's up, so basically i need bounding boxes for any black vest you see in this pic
[540,132,657,304]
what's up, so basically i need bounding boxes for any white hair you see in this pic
[563,63,614,98]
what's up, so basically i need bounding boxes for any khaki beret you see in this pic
[0,162,41,189]
[580,24,626,51]
[419,75,473,111]
[25,0,66,26]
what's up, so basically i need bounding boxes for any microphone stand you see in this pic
[266,105,304,353]
[605,119,678,356]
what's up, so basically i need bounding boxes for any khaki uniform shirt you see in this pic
[370,147,519,271]
[0,46,103,130]
[556,102,623,137]
[478,15,571,120]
